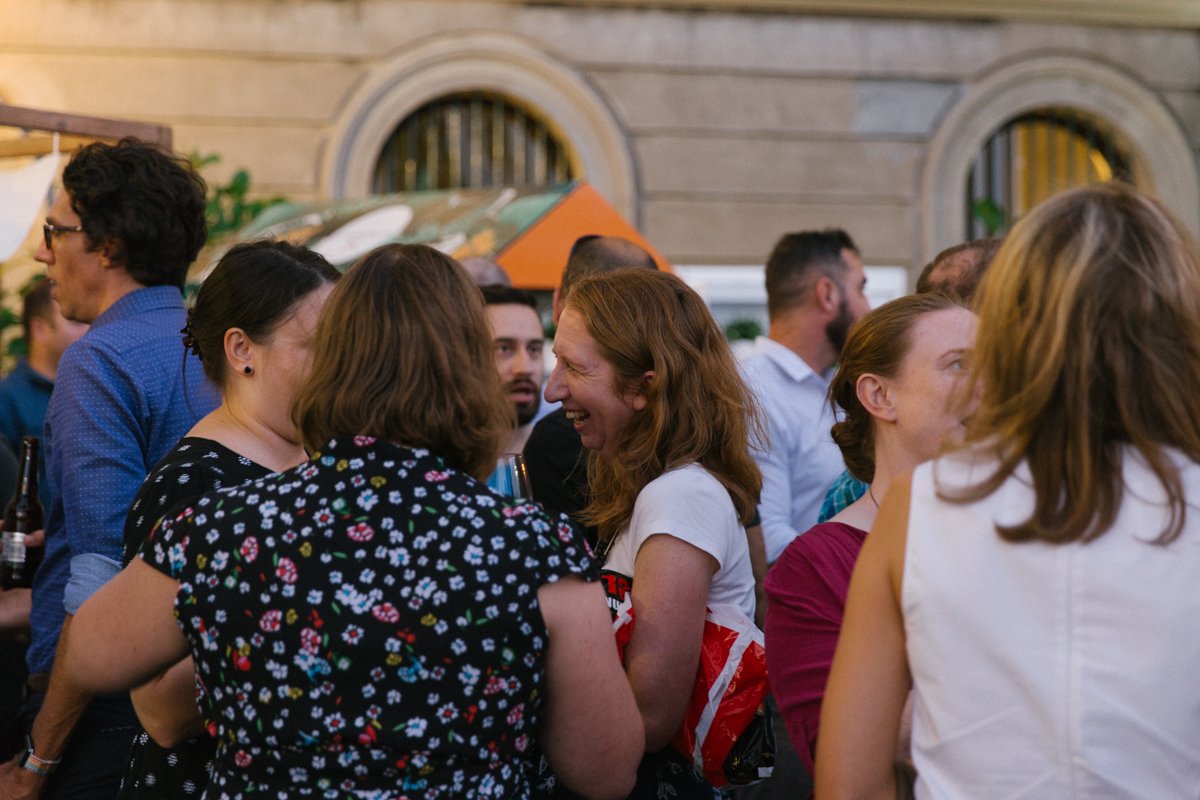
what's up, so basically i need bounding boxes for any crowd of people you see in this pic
[0,135,1197,800]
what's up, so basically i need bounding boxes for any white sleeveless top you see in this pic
[903,447,1200,799]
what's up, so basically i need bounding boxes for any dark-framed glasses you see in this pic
[43,222,84,250]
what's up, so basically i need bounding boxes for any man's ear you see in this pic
[28,316,51,345]
[628,370,655,412]
[814,274,841,314]
[856,373,897,422]
[97,238,122,269]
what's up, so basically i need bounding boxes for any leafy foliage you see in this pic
[971,198,1009,236]
[724,317,763,342]
[191,152,287,243]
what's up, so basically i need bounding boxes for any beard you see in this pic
[824,297,854,356]
[507,379,541,426]
[515,400,538,426]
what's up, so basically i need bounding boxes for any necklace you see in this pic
[595,534,615,561]
[868,484,880,509]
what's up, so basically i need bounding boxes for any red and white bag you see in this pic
[612,602,773,787]
[671,604,771,786]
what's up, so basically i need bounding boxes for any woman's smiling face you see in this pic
[543,306,646,461]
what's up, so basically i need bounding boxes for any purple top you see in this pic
[763,521,868,776]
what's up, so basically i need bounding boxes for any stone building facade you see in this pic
[2,0,1198,282]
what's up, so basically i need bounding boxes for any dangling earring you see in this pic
[243,365,253,375]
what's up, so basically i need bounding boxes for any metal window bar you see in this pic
[965,109,1131,238]
[373,93,574,194]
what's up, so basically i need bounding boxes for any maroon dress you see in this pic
[763,521,868,775]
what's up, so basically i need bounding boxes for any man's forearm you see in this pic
[29,614,94,760]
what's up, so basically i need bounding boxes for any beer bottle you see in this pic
[0,437,44,589]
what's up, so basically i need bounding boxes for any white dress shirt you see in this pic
[740,336,845,562]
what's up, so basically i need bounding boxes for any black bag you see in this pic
[722,702,777,786]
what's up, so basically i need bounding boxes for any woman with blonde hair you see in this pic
[818,182,1200,799]
[57,244,644,799]
[764,292,976,782]
[539,269,762,798]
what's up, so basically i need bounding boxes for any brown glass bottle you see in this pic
[0,437,44,589]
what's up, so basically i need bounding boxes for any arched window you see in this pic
[966,109,1132,237]
[372,93,576,194]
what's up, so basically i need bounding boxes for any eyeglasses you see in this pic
[43,222,84,250]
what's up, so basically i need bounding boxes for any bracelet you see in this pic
[18,735,60,777]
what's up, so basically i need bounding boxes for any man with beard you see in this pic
[481,284,545,453]
[728,230,868,800]
[741,229,869,565]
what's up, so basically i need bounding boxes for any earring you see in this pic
[243,365,253,375]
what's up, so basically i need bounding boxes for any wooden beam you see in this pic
[0,104,171,150]
[0,134,104,159]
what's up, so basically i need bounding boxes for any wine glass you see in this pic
[488,453,533,500]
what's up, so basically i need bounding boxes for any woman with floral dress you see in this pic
[118,240,340,798]
[62,244,644,799]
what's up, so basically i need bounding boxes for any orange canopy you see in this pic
[495,182,670,290]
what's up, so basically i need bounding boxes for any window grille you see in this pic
[966,109,1132,238]
[372,93,575,194]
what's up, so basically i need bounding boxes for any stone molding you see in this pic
[322,31,638,222]
[920,53,1200,262]
[509,0,1200,28]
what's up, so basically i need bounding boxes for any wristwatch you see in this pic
[18,735,60,777]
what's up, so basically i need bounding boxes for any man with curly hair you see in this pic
[0,138,217,799]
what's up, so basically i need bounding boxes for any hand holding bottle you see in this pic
[0,437,45,590]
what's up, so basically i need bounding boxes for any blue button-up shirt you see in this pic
[27,286,216,673]
[740,336,845,563]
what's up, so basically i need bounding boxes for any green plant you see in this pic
[724,318,763,342]
[191,152,287,243]
[971,198,1009,236]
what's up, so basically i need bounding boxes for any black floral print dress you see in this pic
[120,437,271,799]
[143,436,596,799]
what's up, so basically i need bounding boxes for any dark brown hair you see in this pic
[188,241,340,389]
[293,244,511,480]
[560,235,658,302]
[764,229,858,317]
[63,137,207,288]
[21,278,53,342]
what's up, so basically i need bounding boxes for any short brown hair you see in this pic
[915,237,1002,301]
[22,278,54,342]
[560,235,657,303]
[764,229,858,318]
[293,244,512,480]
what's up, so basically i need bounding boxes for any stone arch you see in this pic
[921,54,1200,261]
[323,32,638,222]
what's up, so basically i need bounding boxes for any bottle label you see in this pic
[1,532,26,564]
